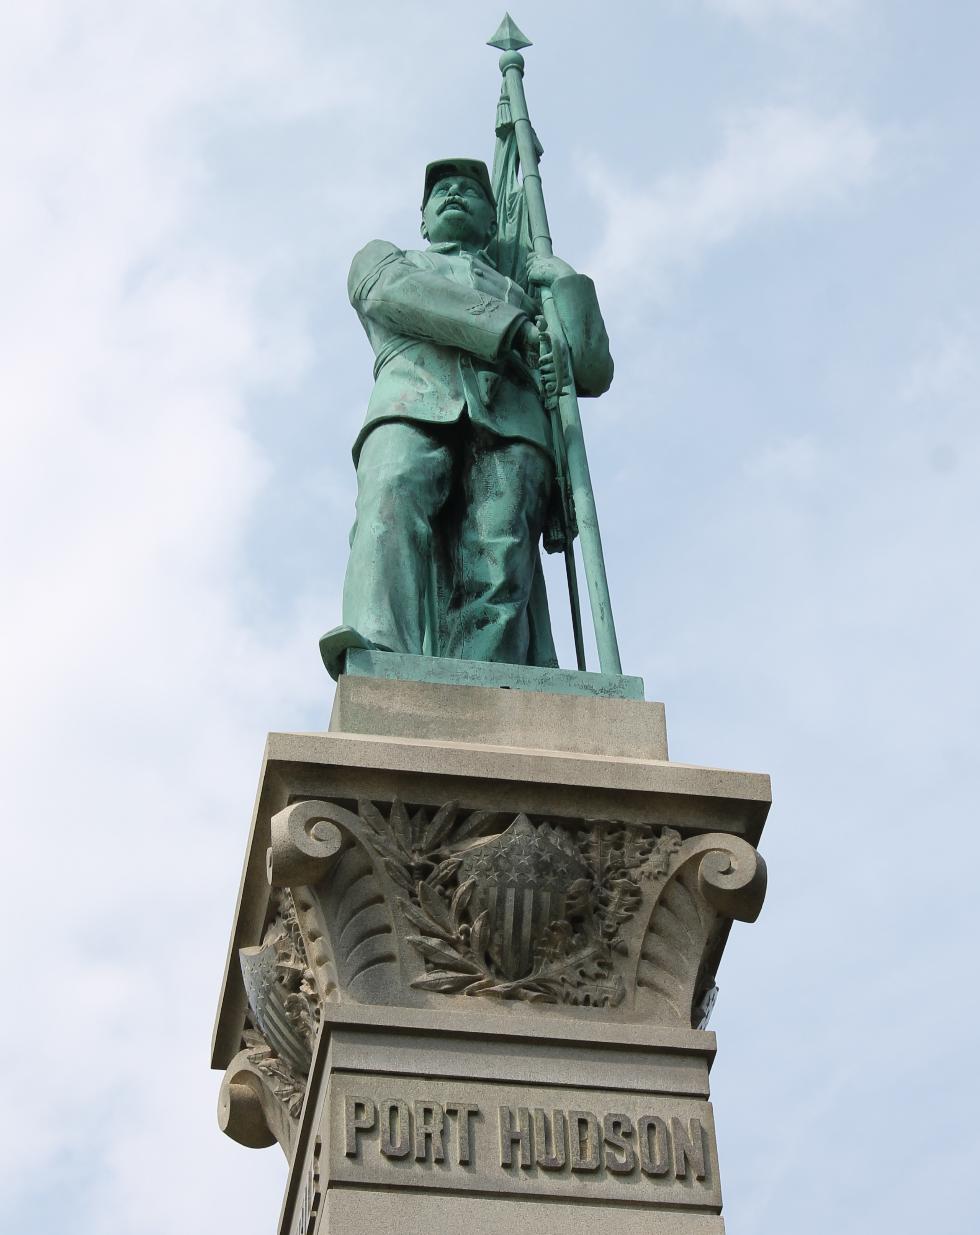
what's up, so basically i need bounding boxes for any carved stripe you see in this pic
[502,885,516,971]
[520,887,535,974]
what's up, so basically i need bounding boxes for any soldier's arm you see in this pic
[526,256,614,397]
[348,240,527,363]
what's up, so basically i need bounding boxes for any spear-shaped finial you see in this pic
[487,12,532,52]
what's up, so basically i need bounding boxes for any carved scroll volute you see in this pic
[628,834,767,1027]
[685,834,767,923]
[218,1050,297,1157]
[267,800,344,887]
[265,799,429,1005]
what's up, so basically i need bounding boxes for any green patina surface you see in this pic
[343,648,644,701]
[339,159,612,672]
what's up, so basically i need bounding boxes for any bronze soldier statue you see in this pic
[333,157,613,671]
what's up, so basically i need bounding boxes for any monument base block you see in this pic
[281,1006,723,1235]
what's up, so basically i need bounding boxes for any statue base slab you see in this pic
[317,625,644,698]
[346,645,645,700]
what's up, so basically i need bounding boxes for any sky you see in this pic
[2,0,978,1231]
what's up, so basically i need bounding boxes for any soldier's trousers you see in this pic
[342,417,555,666]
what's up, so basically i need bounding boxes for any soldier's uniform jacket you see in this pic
[348,239,614,463]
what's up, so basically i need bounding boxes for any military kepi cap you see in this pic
[422,158,495,210]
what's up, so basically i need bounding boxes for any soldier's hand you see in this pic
[526,254,576,288]
[537,316,566,402]
[514,318,541,368]
[539,350,559,401]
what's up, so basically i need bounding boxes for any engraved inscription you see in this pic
[495,1106,705,1180]
[602,1113,637,1174]
[638,1115,670,1176]
[568,1110,601,1171]
[348,1096,707,1179]
[499,1106,531,1167]
[445,1103,480,1165]
[345,1095,484,1167]
[413,1102,445,1164]
[380,1100,411,1158]
[671,1115,707,1180]
[349,1096,710,1176]
[344,1096,374,1157]
[533,1109,566,1170]
[329,1074,719,1209]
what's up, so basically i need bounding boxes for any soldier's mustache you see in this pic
[438,197,469,214]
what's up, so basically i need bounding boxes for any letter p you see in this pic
[344,1095,377,1158]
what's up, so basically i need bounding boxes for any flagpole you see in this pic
[489,17,623,675]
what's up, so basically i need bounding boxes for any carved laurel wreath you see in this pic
[357,798,681,1007]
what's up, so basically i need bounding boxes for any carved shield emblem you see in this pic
[459,814,589,980]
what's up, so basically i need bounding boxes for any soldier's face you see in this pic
[422,176,496,247]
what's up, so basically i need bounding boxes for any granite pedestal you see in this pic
[213,670,770,1234]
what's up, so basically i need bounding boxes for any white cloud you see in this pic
[0,3,348,1230]
[585,106,879,303]
[899,324,979,406]
[745,434,826,487]
[705,0,859,28]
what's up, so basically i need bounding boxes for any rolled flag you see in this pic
[489,80,541,288]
